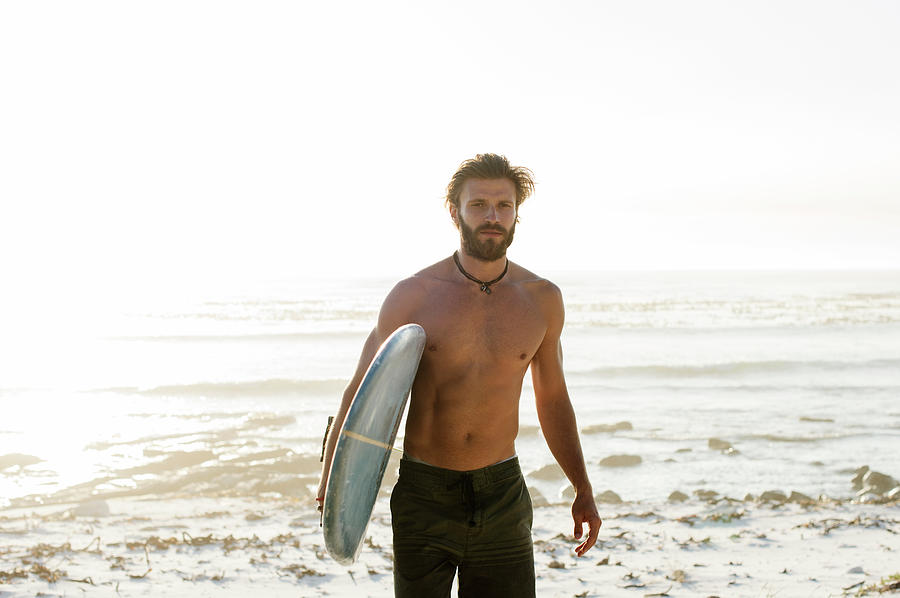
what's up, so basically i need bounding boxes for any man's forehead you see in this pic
[461,178,516,200]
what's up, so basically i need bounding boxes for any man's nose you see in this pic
[484,205,499,222]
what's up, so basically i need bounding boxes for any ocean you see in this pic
[2,270,899,509]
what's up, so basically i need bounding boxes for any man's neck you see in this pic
[455,250,508,282]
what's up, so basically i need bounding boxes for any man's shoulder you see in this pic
[412,255,460,281]
[510,262,562,299]
[383,258,453,305]
[509,263,564,329]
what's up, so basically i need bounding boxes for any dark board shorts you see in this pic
[390,456,535,598]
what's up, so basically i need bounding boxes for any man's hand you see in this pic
[572,491,601,557]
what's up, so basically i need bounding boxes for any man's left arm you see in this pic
[531,282,601,557]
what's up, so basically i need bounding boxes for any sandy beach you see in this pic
[3,272,899,596]
[1,489,898,597]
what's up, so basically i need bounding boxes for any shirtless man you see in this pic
[317,153,601,597]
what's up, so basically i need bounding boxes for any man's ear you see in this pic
[449,204,459,228]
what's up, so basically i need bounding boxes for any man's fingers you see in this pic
[572,494,602,556]
[584,516,601,550]
[574,535,597,556]
[574,516,602,557]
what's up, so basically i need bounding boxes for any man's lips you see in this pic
[479,229,504,236]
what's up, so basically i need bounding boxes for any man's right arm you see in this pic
[315,278,421,510]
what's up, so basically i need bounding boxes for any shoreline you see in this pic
[1,494,897,597]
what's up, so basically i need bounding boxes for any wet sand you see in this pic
[1,494,897,597]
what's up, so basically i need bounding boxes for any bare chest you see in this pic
[412,284,547,372]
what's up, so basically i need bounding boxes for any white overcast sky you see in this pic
[1,0,898,294]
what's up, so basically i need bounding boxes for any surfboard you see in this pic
[322,323,426,565]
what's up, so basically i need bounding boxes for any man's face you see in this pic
[452,178,517,262]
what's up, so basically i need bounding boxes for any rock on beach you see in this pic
[851,465,899,499]
[708,438,732,450]
[668,490,689,503]
[759,490,788,503]
[529,463,566,481]
[694,489,718,502]
[582,421,633,434]
[596,490,623,504]
[788,491,814,505]
[599,454,642,467]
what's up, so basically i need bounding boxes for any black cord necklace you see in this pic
[452,251,509,294]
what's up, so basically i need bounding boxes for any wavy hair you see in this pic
[445,153,535,211]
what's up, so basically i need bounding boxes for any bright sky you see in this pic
[1,0,898,297]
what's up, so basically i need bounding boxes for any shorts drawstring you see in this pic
[447,473,477,527]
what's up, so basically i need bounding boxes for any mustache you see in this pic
[476,224,507,233]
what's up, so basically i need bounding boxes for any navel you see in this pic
[428,344,438,352]
[519,353,527,360]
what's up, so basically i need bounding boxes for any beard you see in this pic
[458,217,516,262]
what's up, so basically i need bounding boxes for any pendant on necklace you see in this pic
[452,251,508,295]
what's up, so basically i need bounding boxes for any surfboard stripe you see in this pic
[342,430,392,451]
